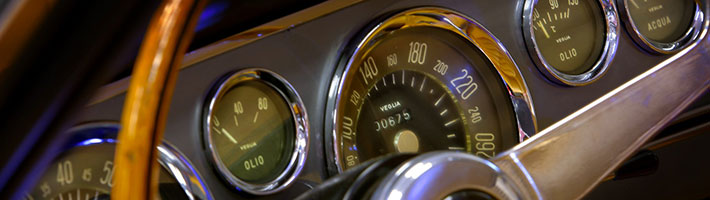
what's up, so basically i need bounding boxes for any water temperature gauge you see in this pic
[204,69,308,195]
[618,0,704,53]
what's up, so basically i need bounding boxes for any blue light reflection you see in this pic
[76,138,116,147]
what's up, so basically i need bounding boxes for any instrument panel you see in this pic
[23,0,708,199]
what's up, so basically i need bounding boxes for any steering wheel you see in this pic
[111,1,709,200]
[110,0,205,199]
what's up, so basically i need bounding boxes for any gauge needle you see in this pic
[630,0,639,9]
[537,21,550,38]
[221,128,238,144]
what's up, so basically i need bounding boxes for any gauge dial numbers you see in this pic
[619,0,704,53]
[25,143,114,200]
[24,123,209,200]
[326,8,537,173]
[524,0,619,85]
[204,69,308,195]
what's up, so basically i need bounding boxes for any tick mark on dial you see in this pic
[448,146,464,150]
[419,76,426,92]
[434,94,445,106]
[439,109,448,116]
[444,119,459,127]
[402,70,405,84]
[392,73,396,85]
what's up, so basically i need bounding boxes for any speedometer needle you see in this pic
[222,128,238,144]
[537,21,550,38]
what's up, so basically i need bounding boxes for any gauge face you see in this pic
[205,69,308,194]
[208,79,295,183]
[332,26,519,171]
[26,143,114,200]
[531,0,606,75]
[625,0,695,43]
[25,142,185,200]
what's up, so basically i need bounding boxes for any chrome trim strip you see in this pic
[618,0,705,54]
[522,0,620,86]
[181,0,364,69]
[324,7,537,173]
[203,68,309,195]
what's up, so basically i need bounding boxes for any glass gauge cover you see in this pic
[619,0,703,53]
[204,69,308,195]
[24,123,210,200]
[524,0,619,85]
[326,8,536,173]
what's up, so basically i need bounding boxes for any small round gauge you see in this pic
[325,8,536,173]
[619,0,703,53]
[524,0,619,85]
[23,123,210,200]
[204,69,308,195]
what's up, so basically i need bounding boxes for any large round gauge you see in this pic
[618,0,704,53]
[325,8,537,173]
[23,123,210,200]
[204,69,308,195]
[523,0,619,86]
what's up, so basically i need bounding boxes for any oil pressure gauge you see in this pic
[618,0,704,53]
[523,0,619,86]
[204,69,308,195]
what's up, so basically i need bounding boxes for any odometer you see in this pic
[619,0,704,53]
[524,0,619,85]
[325,8,536,173]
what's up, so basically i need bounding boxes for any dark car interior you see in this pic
[0,0,708,199]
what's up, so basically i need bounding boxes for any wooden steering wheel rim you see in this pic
[111,0,204,199]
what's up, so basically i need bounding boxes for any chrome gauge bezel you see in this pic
[523,0,620,86]
[617,0,705,54]
[324,7,538,174]
[35,122,213,200]
[203,68,309,195]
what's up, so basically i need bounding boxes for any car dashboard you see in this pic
[1,0,709,199]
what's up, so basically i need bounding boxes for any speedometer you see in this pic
[325,8,536,173]
[523,0,619,85]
